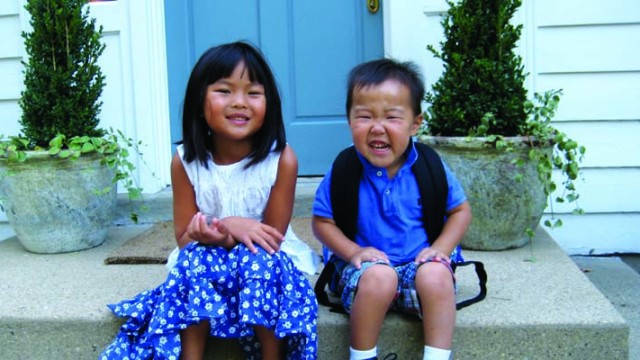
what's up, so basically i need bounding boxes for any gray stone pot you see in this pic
[418,135,549,250]
[0,151,116,253]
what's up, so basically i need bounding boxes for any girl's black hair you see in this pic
[180,41,286,168]
[345,58,425,118]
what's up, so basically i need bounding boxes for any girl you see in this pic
[101,41,318,360]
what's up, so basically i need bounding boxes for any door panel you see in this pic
[164,0,383,175]
[191,1,261,54]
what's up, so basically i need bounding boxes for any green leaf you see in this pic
[524,228,535,238]
[81,142,96,153]
[565,140,577,150]
[49,135,64,148]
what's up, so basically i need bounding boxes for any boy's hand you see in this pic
[415,246,451,265]
[350,246,389,269]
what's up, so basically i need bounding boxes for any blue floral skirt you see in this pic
[100,242,318,359]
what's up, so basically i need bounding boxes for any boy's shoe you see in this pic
[365,354,398,360]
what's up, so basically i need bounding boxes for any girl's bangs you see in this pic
[205,52,266,86]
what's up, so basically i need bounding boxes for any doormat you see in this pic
[104,221,175,265]
[104,218,321,265]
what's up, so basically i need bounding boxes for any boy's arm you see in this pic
[416,200,472,263]
[313,215,389,268]
[312,215,360,261]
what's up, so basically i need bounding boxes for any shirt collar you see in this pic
[356,138,418,177]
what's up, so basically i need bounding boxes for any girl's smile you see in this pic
[204,61,266,154]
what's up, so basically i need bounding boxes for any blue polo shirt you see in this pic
[313,141,467,266]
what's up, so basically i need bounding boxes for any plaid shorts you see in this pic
[330,257,455,318]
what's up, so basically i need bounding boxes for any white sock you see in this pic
[424,345,451,360]
[350,346,377,360]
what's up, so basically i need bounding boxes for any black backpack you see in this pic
[314,142,487,311]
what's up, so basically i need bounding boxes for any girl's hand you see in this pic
[186,212,230,246]
[349,246,389,269]
[415,246,451,265]
[221,216,284,255]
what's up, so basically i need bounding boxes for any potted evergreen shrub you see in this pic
[0,0,140,254]
[418,0,585,250]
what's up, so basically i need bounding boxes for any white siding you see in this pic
[537,73,640,122]
[0,0,22,222]
[385,0,640,254]
[0,1,22,137]
[530,0,640,254]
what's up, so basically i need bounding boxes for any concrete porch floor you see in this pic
[0,182,635,359]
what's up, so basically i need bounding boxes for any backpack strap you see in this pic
[452,261,488,310]
[412,142,447,244]
[329,146,361,241]
[314,258,337,307]
[316,146,361,310]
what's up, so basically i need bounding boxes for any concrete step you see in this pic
[0,182,631,359]
[113,177,322,225]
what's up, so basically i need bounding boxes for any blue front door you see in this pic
[164,1,383,175]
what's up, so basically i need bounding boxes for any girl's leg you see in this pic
[180,321,210,360]
[254,325,283,360]
[415,262,456,349]
[350,264,398,350]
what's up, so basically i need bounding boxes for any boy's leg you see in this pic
[180,321,210,360]
[415,261,456,350]
[349,263,398,350]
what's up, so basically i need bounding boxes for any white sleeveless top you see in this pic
[169,144,319,275]
[178,145,280,221]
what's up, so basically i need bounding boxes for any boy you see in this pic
[312,59,471,360]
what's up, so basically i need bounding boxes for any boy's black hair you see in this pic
[180,41,286,168]
[345,58,425,118]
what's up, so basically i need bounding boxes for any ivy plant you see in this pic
[463,89,586,237]
[420,0,586,240]
[0,129,145,222]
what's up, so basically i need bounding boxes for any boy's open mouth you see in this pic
[369,141,390,150]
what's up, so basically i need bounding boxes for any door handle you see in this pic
[367,0,379,13]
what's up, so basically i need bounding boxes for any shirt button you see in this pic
[385,189,390,195]
[376,171,382,177]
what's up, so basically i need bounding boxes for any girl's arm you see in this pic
[263,144,297,234]
[171,152,233,249]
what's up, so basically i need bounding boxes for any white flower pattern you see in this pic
[100,146,317,359]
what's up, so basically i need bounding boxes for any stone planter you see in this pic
[0,151,116,253]
[418,135,549,250]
